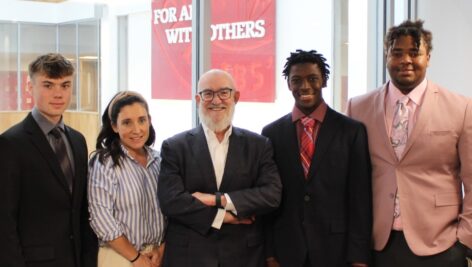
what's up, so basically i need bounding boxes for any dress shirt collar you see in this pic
[120,144,158,168]
[201,123,233,145]
[291,100,328,123]
[387,78,428,107]
[31,107,66,135]
[201,123,232,191]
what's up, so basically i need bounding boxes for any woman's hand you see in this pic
[142,243,165,267]
[131,253,153,267]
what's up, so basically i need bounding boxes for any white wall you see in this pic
[347,0,369,99]
[0,0,99,23]
[417,0,472,97]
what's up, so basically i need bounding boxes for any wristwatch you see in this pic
[215,192,223,209]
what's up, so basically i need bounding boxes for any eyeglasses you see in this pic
[198,88,233,101]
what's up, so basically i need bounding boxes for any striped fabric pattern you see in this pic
[88,145,165,250]
[300,117,315,178]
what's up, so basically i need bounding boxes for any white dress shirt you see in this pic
[202,123,237,229]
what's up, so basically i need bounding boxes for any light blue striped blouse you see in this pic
[88,145,165,250]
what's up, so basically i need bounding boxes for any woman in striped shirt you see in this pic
[88,91,165,267]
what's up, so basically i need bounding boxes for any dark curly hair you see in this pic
[385,20,433,54]
[90,91,156,167]
[282,49,330,87]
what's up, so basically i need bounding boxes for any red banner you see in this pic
[0,71,30,111]
[151,0,275,102]
[0,71,18,110]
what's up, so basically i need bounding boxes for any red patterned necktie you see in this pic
[300,117,315,178]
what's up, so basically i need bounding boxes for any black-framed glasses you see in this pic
[198,88,233,101]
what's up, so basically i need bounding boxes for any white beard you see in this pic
[198,103,235,132]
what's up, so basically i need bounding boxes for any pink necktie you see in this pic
[390,96,409,229]
[300,117,315,178]
[390,96,409,159]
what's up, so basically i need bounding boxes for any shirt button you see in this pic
[304,195,311,202]
[389,193,395,199]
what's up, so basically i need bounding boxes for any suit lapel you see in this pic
[24,114,71,194]
[400,83,437,160]
[65,127,84,199]
[374,84,399,163]
[219,127,244,190]
[189,126,218,192]
[283,115,306,179]
[308,108,339,180]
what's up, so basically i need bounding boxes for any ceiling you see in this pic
[20,0,150,4]
[22,0,66,3]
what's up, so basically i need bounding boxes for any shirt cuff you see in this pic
[224,193,237,215]
[211,208,226,229]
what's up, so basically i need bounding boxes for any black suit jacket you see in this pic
[158,125,282,267]
[262,108,372,267]
[0,113,98,267]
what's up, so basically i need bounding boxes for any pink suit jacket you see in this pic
[346,81,472,256]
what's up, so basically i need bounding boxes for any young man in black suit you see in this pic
[0,53,97,267]
[262,49,372,267]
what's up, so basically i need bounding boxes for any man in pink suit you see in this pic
[347,20,472,266]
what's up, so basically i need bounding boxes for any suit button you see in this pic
[304,195,310,202]
[69,235,74,240]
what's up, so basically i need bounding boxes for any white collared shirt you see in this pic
[201,123,237,229]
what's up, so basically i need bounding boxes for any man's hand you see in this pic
[192,191,228,207]
[266,257,280,267]
[192,192,216,206]
[223,211,254,224]
[351,263,368,267]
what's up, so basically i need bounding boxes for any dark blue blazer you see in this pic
[158,125,282,267]
[262,107,372,267]
[0,113,97,267]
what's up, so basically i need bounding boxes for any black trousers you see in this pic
[373,231,466,267]
[304,256,311,267]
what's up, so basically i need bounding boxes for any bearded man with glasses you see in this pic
[158,69,282,267]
